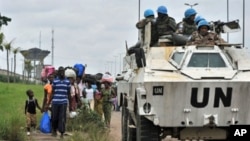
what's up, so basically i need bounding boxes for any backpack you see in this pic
[74,64,85,78]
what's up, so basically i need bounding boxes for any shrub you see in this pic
[66,109,110,141]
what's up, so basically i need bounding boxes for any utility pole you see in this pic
[243,0,245,47]
[114,56,118,76]
[227,0,229,42]
[138,0,141,40]
[51,28,54,66]
[39,31,41,49]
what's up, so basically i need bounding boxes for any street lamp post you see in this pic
[114,56,118,76]
[243,0,245,47]
[184,3,198,8]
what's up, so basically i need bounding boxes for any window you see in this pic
[187,53,226,67]
[171,52,184,65]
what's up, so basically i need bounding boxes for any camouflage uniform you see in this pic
[136,17,158,46]
[177,18,197,36]
[101,88,115,127]
[186,31,226,46]
[156,15,177,36]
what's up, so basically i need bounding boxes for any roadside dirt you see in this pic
[30,111,181,141]
[30,111,122,141]
[109,111,122,141]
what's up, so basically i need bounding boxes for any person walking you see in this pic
[24,89,42,136]
[46,66,71,138]
[42,73,54,112]
[76,76,86,109]
[101,81,116,128]
[94,91,103,119]
[69,76,80,114]
[82,81,96,111]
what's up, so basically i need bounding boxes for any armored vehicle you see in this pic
[116,19,250,141]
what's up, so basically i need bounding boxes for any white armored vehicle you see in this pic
[116,19,250,141]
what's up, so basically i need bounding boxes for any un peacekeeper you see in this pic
[186,20,227,46]
[155,5,177,36]
[136,9,158,47]
[176,8,197,36]
[194,15,206,25]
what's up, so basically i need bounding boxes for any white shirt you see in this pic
[78,81,86,97]
[85,88,94,100]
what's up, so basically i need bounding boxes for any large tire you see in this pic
[127,113,136,141]
[121,100,128,141]
[136,110,160,141]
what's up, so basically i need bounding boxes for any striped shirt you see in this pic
[52,78,70,104]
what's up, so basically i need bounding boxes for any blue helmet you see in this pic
[197,20,210,30]
[144,9,154,18]
[157,6,168,15]
[194,15,205,25]
[184,8,197,18]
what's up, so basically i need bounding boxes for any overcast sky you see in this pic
[0,0,249,75]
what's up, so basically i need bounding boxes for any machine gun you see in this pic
[0,13,11,27]
[209,19,240,34]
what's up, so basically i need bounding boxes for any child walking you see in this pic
[24,89,42,135]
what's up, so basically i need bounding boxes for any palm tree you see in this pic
[0,33,4,51]
[3,40,14,83]
[12,47,21,82]
[24,59,33,80]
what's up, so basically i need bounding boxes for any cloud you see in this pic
[0,0,249,75]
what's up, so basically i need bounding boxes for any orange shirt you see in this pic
[44,83,52,104]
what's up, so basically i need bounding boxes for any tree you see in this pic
[0,32,4,51]
[3,40,14,83]
[24,59,33,80]
[12,47,21,82]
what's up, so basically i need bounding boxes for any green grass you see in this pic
[0,82,44,140]
[0,82,113,141]
[0,82,44,119]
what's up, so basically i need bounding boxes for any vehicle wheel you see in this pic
[121,102,128,141]
[127,113,136,141]
[136,110,160,141]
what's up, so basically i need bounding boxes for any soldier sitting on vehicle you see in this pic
[155,5,177,46]
[156,5,177,36]
[136,9,158,47]
[194,15,206,25]
[176,8,197,37]
[186,20,226,46]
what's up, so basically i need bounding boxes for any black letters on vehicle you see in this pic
[153,86,164,95]
[191,87,232,108]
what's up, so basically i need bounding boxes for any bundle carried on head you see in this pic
[41,65,55,81]
[73,63,85,78]
[101,72,113,83]
[65,66,76,79]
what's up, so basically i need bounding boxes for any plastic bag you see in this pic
[69,111,78,118]
[40,112,51,133]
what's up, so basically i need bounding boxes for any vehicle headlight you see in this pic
[143,102,151,114]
